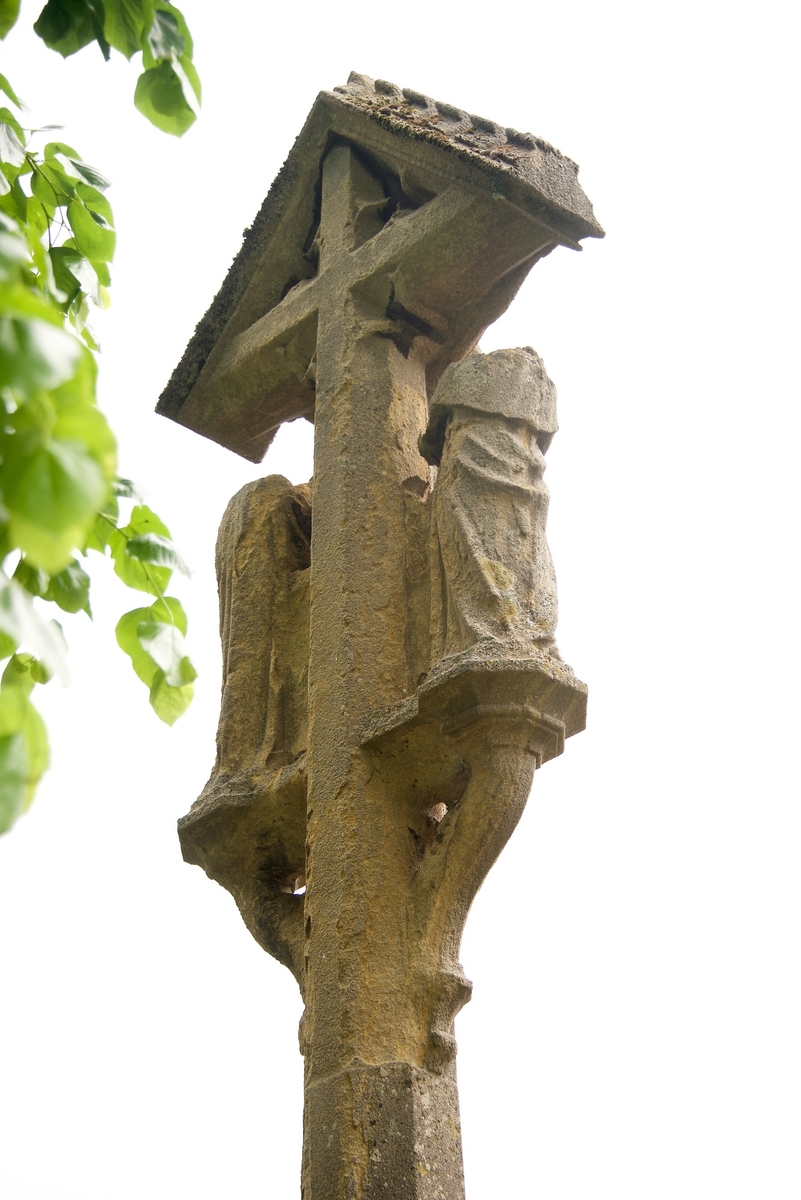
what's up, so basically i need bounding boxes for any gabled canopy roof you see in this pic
[158,73,604,453]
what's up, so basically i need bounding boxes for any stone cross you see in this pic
[159,74,603,1200]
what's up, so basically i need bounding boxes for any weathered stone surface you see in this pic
[165,77,599,1200]
[422,343,557,444]
[178,476,310,984]
[304,1062,463,1199]
[422,347,561,662]
[157,71,603,462]
[213,475,311,778]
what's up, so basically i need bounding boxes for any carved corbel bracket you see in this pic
[362,650,586,1070]
[178,757,308,992]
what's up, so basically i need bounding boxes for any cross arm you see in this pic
[175,182,564,462]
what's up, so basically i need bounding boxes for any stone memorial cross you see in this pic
[159,74,603,1199]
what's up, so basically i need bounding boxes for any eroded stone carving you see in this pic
[422,346,559,666]
[179,476,310,985]
[214,475,311,782]
[165,73,601,1200]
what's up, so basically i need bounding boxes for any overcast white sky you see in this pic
[1,1,799,1197]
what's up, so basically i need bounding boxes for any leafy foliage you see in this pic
[0,2,201,833]
[33,0,201,137]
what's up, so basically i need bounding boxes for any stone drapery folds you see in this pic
[422,347,560,664]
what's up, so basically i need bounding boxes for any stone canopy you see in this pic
[157,72,603,461]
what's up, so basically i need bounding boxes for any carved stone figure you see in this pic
[421,346,559,665]
[183,477,311,981]
[212,476,311,784]
[163,73,602,1200]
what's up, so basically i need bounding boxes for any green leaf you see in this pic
[109,508,174,594]
[0,105,23,140]
[12,558,49,598]
[151,593,187,634]
[0,222,28,272]
[146,8,184,60]
[45,141,110,190]
[0,0,19,38]
[116,594,193,724]
[66,198,115,262]
[149,669,193,725]
[30,169,56,208]
[84,504,116,552]
[0,74,21,108]
[31,658,51,684]
[0,731,27,833]
[102,0,143,58]
[70,257,108,308]
[26,195,50,241]
[6,518,88,575]
[177,54,201,105]
[0,314,82,394]
[72,302,98,349]
[2,655,33,692]
[160,2,192,56]
[24,233,53,294]
[44,139,80,159]
[113,476,139,499]
[74,182,113,224]
[21,695,48,800]
[6,389,57,458]
[115,596,187,668]
[109,534,170,594]
[0,117,25,168]
[33,0,109,59]
[126,503,171,540]
[52,401,116,479]
[2,652,51,694]
[49,245,83,307]
[115,604,161,685]
[4,439,106,572]
[0,677,25,732]
[134,61,196,136]
[67,157,110,190]
[4,438,107,530]
[0,682,50,822]
[137,619,195,685]
[31,159,78,206]
[48,337,96,406]
[0,572,69,681]
[44,558,90,613]
[0,280,64,322]
[1,178,26,220]
[126,531,190,576]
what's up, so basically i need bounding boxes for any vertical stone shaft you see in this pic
[302,145,463,1198]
